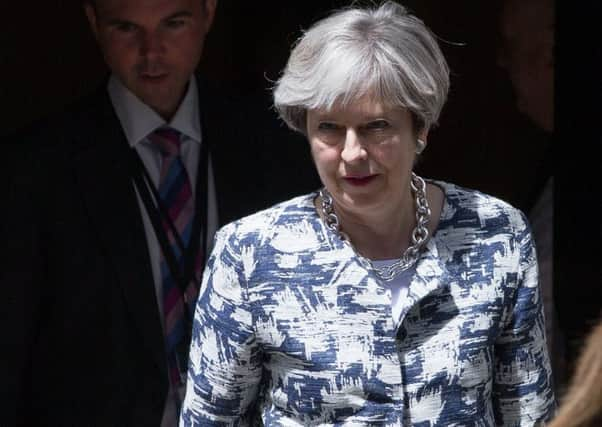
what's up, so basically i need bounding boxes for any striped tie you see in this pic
[149,127,201,406]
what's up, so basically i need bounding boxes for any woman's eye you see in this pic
[364,120,390,131]
[317,122,340,131]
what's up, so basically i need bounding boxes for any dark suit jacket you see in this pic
[1,78,319,426]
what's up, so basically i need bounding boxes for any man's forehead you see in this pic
[94,0,201,18]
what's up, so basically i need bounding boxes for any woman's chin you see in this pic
[338,192,392,214]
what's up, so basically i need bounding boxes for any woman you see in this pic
[549,320,602,427]
[181,2,555,425]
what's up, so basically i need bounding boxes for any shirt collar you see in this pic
[107,74,202,147]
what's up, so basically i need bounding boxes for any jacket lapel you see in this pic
[70,90,167,375]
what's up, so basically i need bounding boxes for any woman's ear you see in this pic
[416,129,429,154]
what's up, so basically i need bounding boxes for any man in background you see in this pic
[1,0,317,425]
[498,0,559,386]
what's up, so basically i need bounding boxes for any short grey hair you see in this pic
[273,1,450,134]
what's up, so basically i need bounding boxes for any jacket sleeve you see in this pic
[0,142,45,425]
[492,214,555,425]
[180,226,263,426]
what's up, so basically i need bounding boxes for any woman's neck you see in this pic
[317,182,444,260]
[336,196,414,260]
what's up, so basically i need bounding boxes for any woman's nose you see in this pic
[340,129,368,163]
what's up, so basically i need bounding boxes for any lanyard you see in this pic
[128,139,209,318]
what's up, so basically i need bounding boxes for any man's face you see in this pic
[86,0,216,119]
[498,0,554,132]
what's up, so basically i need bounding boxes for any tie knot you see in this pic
[149,127,182,157]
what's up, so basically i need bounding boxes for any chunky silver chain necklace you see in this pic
[319,172,431,281]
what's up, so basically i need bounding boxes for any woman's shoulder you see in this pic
[430,179,529,234]
[215,192,320,244]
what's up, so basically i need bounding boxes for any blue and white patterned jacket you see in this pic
[181,181,555,426]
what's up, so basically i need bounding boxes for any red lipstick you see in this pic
[343,175,377,186]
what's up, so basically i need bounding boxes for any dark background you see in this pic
[0,1,551,210]
[1,0,600,383]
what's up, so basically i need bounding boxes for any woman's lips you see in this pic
[343,175,378,186]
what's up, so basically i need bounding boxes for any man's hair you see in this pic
[85,0,208,9]
[273,1,450,134]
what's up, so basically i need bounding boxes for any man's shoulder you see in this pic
[196,75,290,132]
[8,84,113,150]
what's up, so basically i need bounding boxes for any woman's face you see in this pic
[307,96,426,219]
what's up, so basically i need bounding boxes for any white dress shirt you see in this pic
[108,74,218,427]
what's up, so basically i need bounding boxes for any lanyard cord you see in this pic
[128,140,209,315]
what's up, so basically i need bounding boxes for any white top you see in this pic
[371,259,416,327]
